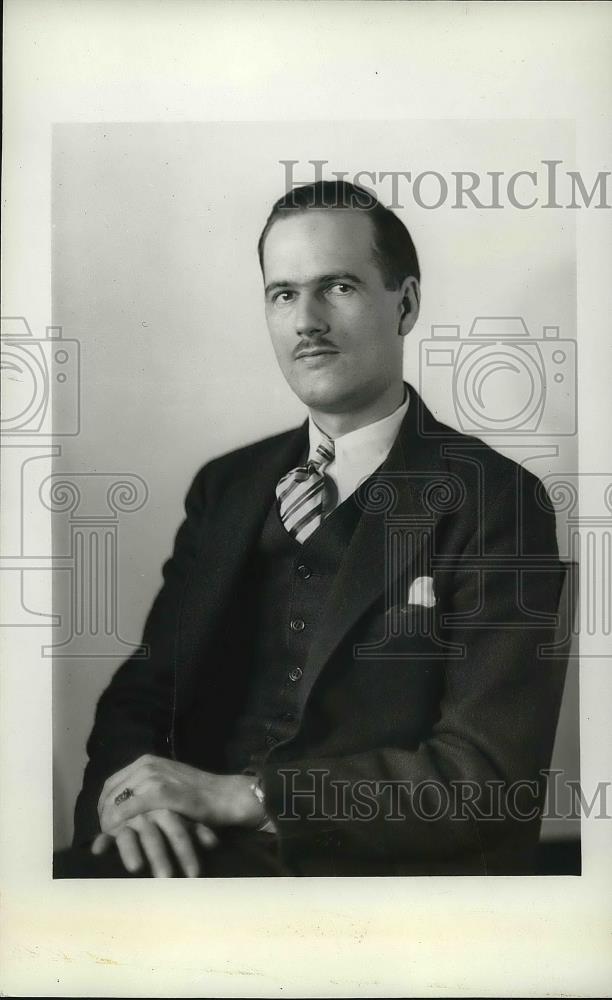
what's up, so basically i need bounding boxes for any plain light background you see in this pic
[51,120,578,848]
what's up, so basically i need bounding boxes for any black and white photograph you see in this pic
[2,1,611,997]
[47,122,581,880]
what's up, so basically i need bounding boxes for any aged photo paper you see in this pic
[2,1,611,996]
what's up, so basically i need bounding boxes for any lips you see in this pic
[295,348,339,360]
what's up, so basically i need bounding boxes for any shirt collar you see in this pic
[307,385,409,506]
[308,385,409,456]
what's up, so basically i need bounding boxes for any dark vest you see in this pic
[223,492,362,773]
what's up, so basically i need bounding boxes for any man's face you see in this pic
[262,209,416,414]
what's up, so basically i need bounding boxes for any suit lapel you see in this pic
[177,389,454,710]
[302,389,451,699]
[176,421,308,702]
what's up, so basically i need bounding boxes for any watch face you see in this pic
[250,781,265,805]
[1,343,48,432]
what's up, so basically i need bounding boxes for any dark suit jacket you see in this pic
[74,387,566,875]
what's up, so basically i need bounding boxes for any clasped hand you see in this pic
[91,755,265,877]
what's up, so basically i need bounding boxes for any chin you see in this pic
[290,371,360,413]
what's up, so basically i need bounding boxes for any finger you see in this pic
[98,760,142,814]
[194,823,219,850]
[116,827,146,874]
[98,754,154,815]
[98,754,163,815]
[100,794,130,833]
[100,781,177,834]
[153,812,201,878]
[91,833,113,855]
[100,791,147,834]
[137,817,175,878]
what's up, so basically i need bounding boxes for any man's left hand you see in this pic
[97,755,264,834]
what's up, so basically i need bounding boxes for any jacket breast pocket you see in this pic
[352,602,444,663]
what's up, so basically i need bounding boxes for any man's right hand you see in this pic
[91,807,218,877]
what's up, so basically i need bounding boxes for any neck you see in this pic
[309,380,406,438]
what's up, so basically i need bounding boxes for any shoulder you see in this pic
[207,425,301,474]
[186,424,303,498]
[418,411,558,558]
[419,399,548,502]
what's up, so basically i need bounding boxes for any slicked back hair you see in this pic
[257,180,421,290]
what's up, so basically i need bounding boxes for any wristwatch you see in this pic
[248,776,277,834]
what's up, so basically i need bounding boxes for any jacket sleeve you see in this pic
[72,464,210,846]
[262,469,566,871]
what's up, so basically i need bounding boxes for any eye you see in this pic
[272,290,296,305]
[328,283,354,296]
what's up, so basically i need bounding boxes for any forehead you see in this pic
[262,209,378,283]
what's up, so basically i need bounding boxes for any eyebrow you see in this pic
[264,272,365,297]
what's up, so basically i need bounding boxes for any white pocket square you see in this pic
[385,576,437,617]
[406,575,436,608]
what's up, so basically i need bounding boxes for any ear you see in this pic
[398,276,420,337]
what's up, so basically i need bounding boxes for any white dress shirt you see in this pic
[308,386,410,516]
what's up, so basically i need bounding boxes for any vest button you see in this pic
[288,667,303,682]
[297,563,312,579]
[290,617,305,632]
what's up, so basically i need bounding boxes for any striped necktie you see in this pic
[276,436,335,544]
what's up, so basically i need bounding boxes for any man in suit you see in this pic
[55,180,566,878]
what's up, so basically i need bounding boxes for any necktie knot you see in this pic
[276,435,335,544]
[313,437,335,467]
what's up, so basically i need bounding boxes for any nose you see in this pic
[294,291,329,338]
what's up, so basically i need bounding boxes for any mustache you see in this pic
[293,338,339,359]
